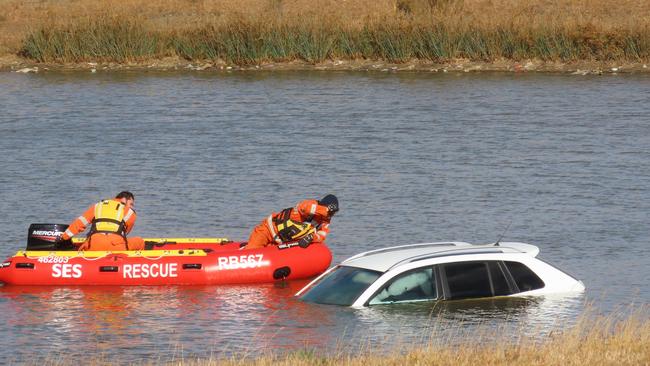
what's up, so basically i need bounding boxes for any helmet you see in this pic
[318,194,339,216]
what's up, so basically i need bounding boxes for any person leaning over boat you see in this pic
[60,191,145,251]
[244,194,339,250]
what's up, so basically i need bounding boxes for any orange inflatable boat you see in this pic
[0,225,332,286]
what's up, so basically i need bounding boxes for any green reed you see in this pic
[20,17,650,64]
[21,18,165,62]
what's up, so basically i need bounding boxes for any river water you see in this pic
[0,70,649,363]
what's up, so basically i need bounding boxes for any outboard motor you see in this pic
[27,223,74,250]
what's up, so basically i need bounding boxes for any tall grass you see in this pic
[19,18,650,64]
[21,18,166,63]
[173,310,650,365]
[4,0,650,64]
[31,309,648,365]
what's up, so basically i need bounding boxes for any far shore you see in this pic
[2,55,649,74]
[2,0,649,74]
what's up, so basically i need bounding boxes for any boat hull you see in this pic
[0,242,332,286]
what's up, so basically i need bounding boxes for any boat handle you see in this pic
[99,266,119,272]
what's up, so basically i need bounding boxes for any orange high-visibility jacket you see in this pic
[61,199,137,243]
[267,199,331,244]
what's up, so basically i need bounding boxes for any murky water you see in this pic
[1,71,649,362]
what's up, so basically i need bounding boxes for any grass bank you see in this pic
[181,310,650,366]
[2,0,650,70]
[34,309,649,365]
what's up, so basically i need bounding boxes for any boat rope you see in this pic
[138,251,169,260]
[78,253,112,261]
[22,249,202,261]
[23,252,109,261]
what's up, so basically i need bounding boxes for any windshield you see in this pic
[299,265,382,306]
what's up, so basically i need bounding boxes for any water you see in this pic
[1,70,649,362]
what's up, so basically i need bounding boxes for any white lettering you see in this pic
[150,263,159,278]
[52,263,61,277]
[133,264,141,278]
[52,263,83,278]
[217,254,269,270]
[62,264,72,277]
[38,255,69,264]
[32,230,63,236]
[72,264,82,278]
[247,255,257,268]
[122,263,178,279]
[218,257,228,268]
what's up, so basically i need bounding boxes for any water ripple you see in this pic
[0,71,648,362]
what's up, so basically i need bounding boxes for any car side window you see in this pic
[488,261,513,296]
[443,261,493,300]
[368,268,437,305]
[504,261,545,292]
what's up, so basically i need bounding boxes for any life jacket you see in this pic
[271,208,315,243]
[89,199,127,238]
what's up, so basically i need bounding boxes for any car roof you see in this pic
[341,242,540,272]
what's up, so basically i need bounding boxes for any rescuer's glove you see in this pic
[54,234,74,250]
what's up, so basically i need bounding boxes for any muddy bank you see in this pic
[2,55,649,74]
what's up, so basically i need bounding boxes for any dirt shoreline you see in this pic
[2,54,649,74]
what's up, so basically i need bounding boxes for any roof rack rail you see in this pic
[342,242,466,264]
[386,247,505,271]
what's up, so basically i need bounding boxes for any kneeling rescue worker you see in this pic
[60,191,145,251]
[244,194,339,250]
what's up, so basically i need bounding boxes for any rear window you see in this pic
[504,261,545,292]
[299,266,382,306]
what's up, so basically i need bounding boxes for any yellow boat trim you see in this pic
[71,237,230,244]
[15,249,208,258]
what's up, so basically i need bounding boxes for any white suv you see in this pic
[296,242,585,307]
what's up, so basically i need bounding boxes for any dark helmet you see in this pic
[318,194,339,216]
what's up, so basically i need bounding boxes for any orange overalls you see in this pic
[245,199,332,249]
[61,199,145,251]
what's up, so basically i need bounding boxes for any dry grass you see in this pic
[2,0,649,64]
[175,311,650,366]
[28,308,650,365]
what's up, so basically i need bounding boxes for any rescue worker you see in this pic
[60,191,145,251]
[244,194,339,250]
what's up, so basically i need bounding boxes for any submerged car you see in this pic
[296,242,585,307]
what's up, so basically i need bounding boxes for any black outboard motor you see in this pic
[27,223,74,250]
